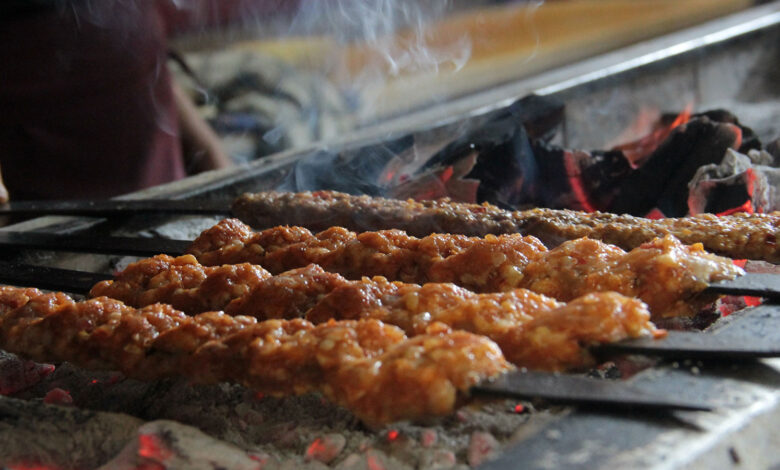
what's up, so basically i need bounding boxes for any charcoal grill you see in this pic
[1,3,779,469]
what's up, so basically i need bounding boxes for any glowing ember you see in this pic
[387,430,400,442]
[440,165,454,183]
[138,434,174,461]
[644,208,666,220]
[563,151,597,213]
[468,431,500,467]
[305,434,346,463]
[714,168,757,216]
[43,388,72,406]
[366,450,386,470]
[513,403,525,413]
[613,105,693,166]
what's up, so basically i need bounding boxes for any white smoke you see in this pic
[283,0,472,123]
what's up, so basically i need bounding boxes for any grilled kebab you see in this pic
[232,190,780,262]
[91,257,662,370]
[0,286,509,425]
[186,219,742,317]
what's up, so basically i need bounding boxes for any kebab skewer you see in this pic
[186,219,743,318]
[231,190,780,263]
[0,286,510,425]
[91,257,662,370]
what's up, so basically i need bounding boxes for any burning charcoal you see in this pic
[689,148,780,214]
[0,396,142,468]
[608,116,740,217]
[279,94,564,208]
[693,109,761,153]
[418,449,458,469]
[101,420,260,470]
[0,351,54,395]
[305,434,347,464]
[43,388,73,406]
[467,431,500,467]
[420,429,438,448]
[505,94,565,142]
[415,115,540,207]
[532,141,631,211]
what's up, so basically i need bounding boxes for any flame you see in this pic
[613,104,693,166]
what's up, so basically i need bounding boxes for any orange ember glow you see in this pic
[644,208,666,220]
[306,438,327,458]
[387,430,400,441]
[513,403,525,413]
[614,105,693,166]
[563,152,596,213]
[440,166,454,184]
[138,434,174,461]
[717,199,754,216]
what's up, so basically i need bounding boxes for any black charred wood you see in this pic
[607,117,739,217]
[695,109,761,153]
[531,141,631,211]
[505,94,565,142]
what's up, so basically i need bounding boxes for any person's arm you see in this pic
[171,80,233,174]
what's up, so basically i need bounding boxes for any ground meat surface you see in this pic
[517,236,743,318]
[231,190,780,262]
[188,219,547,293]
[0,286,510,425]
[186,220,741,317]
[88,261,662,370]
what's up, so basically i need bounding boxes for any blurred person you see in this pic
[0,0,232,202]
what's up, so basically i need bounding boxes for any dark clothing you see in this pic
[0,0,186,199]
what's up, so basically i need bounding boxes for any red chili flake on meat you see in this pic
[138,434,174,461]
[513,403,525,413]
[387,430,400,442]
[43,388,72,405]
